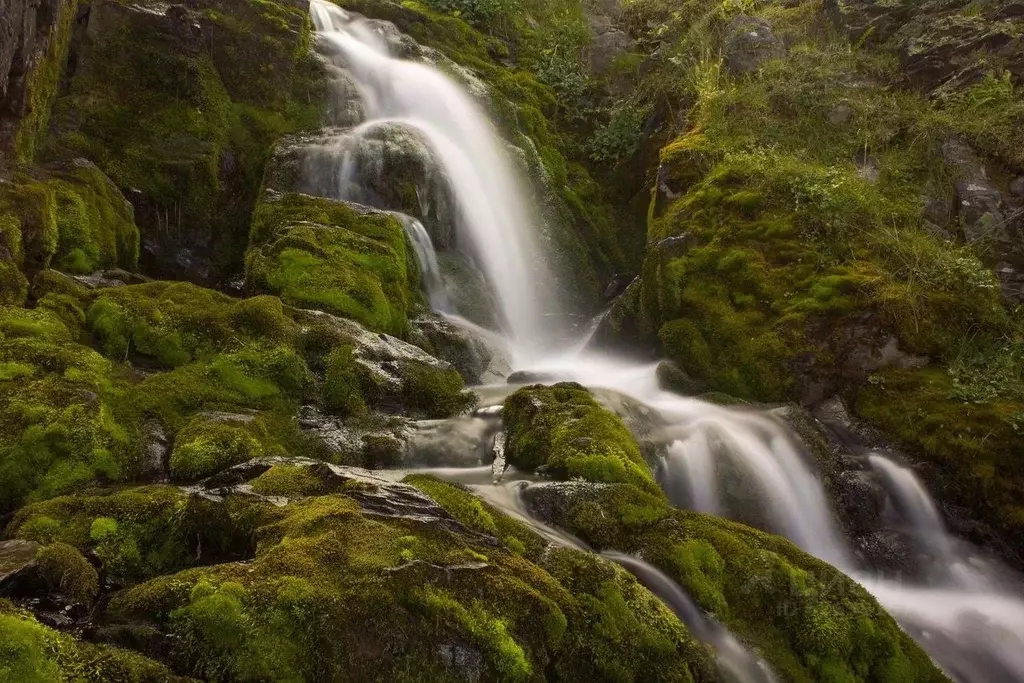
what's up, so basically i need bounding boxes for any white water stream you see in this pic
[307,4,1024,681]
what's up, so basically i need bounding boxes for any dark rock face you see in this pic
[0,0,71,155]
[723,15,785,75]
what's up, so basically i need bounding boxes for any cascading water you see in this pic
[309,1,549,363]
[303,5,1024,681]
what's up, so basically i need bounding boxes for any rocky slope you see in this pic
[0,0,1016,679]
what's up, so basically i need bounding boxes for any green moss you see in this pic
[169,417,266,482]
[0,305,142,512]
[0,602,179,681]
[322,343,369,417]
[35,542,100,603]
[546,483,946,683]
[46,0,324,280]
[0,163,139,284]
[405,474,546,559]
[12,0,77,163]
[856,367,1024,556]
[246,193,415,337]
[87,282,300,369]
[503,383,659,494]
[7,486,248,586]
[401,360,476,418]
[102,476,719,681]
[249,464,326,497]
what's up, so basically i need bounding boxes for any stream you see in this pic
[306,3,1024,680]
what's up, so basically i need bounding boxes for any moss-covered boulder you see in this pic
[500,382,946,681]
[246,192,418,338]
[523,481,946,683]
[0,160,139,283]
[97,466,719,682]
[6,486,251,587]
[504,383,660,494]
[0,304,141,512]
[0,601,185,682]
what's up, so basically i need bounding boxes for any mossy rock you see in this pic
[34,542,99,603]
[102,472,720,682]
[0,304,143,513]
[503,383,660,494]
[0,601,184,682]
[87,281,299,369]
[6,486,251,586]
[246,193,417,338]
[523,481,947,683]
[169,414,281,482]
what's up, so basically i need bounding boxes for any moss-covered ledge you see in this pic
[246,192,419,338]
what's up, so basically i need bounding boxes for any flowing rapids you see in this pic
[307,4,1024,681]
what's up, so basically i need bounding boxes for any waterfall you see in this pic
[309,0,547,362]
[395,214,449,311]
[302,5,1024,681]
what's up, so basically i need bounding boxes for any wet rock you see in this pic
[602,273,635,301]
[855,529,919,575]
[490,431,506,482]
[655,360,704,396]
[507,370,559,385]
[139,421,170,483]
[411,314,509,385]
[724,15,785,75]
[0,539,41,590]
[297,404,412,467]
[297,124,460,249]
[588,278,655,359]
[836,470,887,535]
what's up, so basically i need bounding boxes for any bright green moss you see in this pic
[169,418,266,482]
[0,603,178,681]
[35,542,100,603]
[86,282,300,368]
[322,343,369,417]
[7,486,248,586]
[401,360,476,418]
[405,474,546,559]
[249,464,325,497]
[0,305,141,512]
[246,193,415,337]
[546,483,946,683]
[133,346,310,431]
[503,383,660,494]
[415,587,532,682]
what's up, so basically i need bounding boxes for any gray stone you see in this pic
[1010,176,1024,198]
[724,15,785,75]
[941,137,1006,243]
[828,101,854,125]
